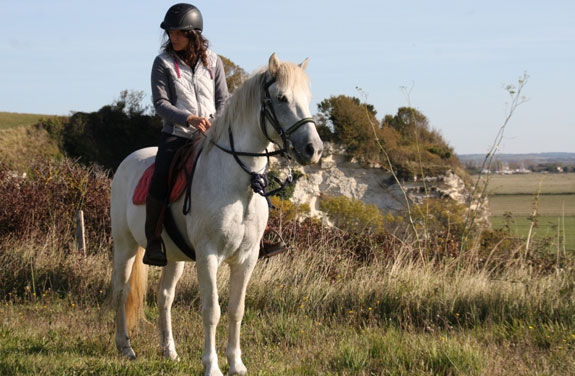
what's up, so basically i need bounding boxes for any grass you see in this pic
[0,301,522,375]
[475,173,575,195]
[2,279,575,375]
[472,173,575,252]
[0,112,54,130]
[0,123,62,171]
[488,194,575,216]
[491,215,575,252]
[2,232,575,375]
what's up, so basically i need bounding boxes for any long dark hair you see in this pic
[162,30,209,68]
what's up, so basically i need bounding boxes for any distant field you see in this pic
[474,173,575,195]
[0,112,53,130]
[476,173,575,251]
[488,194,575,216]
[491,215,575,251]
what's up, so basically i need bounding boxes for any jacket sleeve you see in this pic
[213,56,230,114]
[151,56,190,126]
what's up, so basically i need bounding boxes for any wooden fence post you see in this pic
[76,210,86,255]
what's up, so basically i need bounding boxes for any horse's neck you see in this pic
[202,117,271,194]
[230,122,270,172]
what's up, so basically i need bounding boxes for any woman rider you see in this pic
[144,3,229,266]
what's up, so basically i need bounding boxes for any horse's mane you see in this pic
[202,60,311,150]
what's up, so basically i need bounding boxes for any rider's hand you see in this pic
[187,115,211,133]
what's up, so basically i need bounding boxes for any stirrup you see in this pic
[259,227,288,259]
[143,238,167,266]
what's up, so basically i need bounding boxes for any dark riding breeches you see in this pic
[148,132,188,200]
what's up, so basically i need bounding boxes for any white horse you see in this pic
[110,53,323,376]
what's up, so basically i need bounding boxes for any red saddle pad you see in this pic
[132,135,203,205]
[132,163,188,205]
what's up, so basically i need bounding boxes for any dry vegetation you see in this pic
[0,125,62,171]
[1,157,575,375]
[0,112,54,130]
[2,214,575,375]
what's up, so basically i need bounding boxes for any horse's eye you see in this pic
[277,94,288,103]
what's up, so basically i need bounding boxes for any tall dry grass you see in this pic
[1,154,572,331]
[3,216,574,332]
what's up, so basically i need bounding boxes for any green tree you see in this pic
[316,95,382,165]
[42,90,163,172]
[220,55,247,93]
[380,107,458,178]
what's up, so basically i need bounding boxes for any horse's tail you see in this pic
[126,247,148,331]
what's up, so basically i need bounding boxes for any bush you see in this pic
[319,194,398,235]
[267,169,304,200]
[0,158,111,251]
[269,196,310,222]
[40,91,162,172]
[268,197,402,262]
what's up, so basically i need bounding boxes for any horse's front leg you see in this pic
[226,255,257,376]
[197,254,223,376]
[158,260,186,360]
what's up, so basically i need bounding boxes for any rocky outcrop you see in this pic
[272,143,483,220]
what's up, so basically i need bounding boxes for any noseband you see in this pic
[260,77,316,154]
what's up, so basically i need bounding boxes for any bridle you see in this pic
[259,77,316,155]
[210,74,316,204]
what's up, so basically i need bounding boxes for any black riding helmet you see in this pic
[160,3,203,32]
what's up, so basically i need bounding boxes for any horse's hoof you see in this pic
[204,369,224,376]
[228,358,247,375]
[119,346,137,360]
[229,366,247,376]
[164,350,180,361]
[204,363,224,376]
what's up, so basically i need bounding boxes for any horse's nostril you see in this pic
[305,143,315,157]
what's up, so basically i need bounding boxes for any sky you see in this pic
[1,0,574,154]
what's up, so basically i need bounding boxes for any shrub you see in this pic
[268,197,402,262]
[39,91,162,172]
[267,169,304,200]
[269,196,310,222]
[319,194,398,235]
[0,158,111,251]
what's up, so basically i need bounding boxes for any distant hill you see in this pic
[0,112,56,130]
[458,153,575,165]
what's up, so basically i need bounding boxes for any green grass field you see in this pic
[0,112,53,130]
[491,215,575,251]
[481,173,575,195]
[472,173,575,251]
[3,299,575,375]
[488,194,575,216]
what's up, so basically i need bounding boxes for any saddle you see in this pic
[132,134,204,261]
[133,134,204,206]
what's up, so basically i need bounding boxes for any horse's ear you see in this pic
[269,53,280,77]
[299,57,309,71]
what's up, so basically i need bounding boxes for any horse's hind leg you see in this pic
[226,257,257,376]
[112,233,139,359]
[197,254,224,376]
[158,260,186,360]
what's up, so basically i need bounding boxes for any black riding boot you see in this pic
[143,195,168,266]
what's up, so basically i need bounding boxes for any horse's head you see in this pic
[262,53,323,165]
